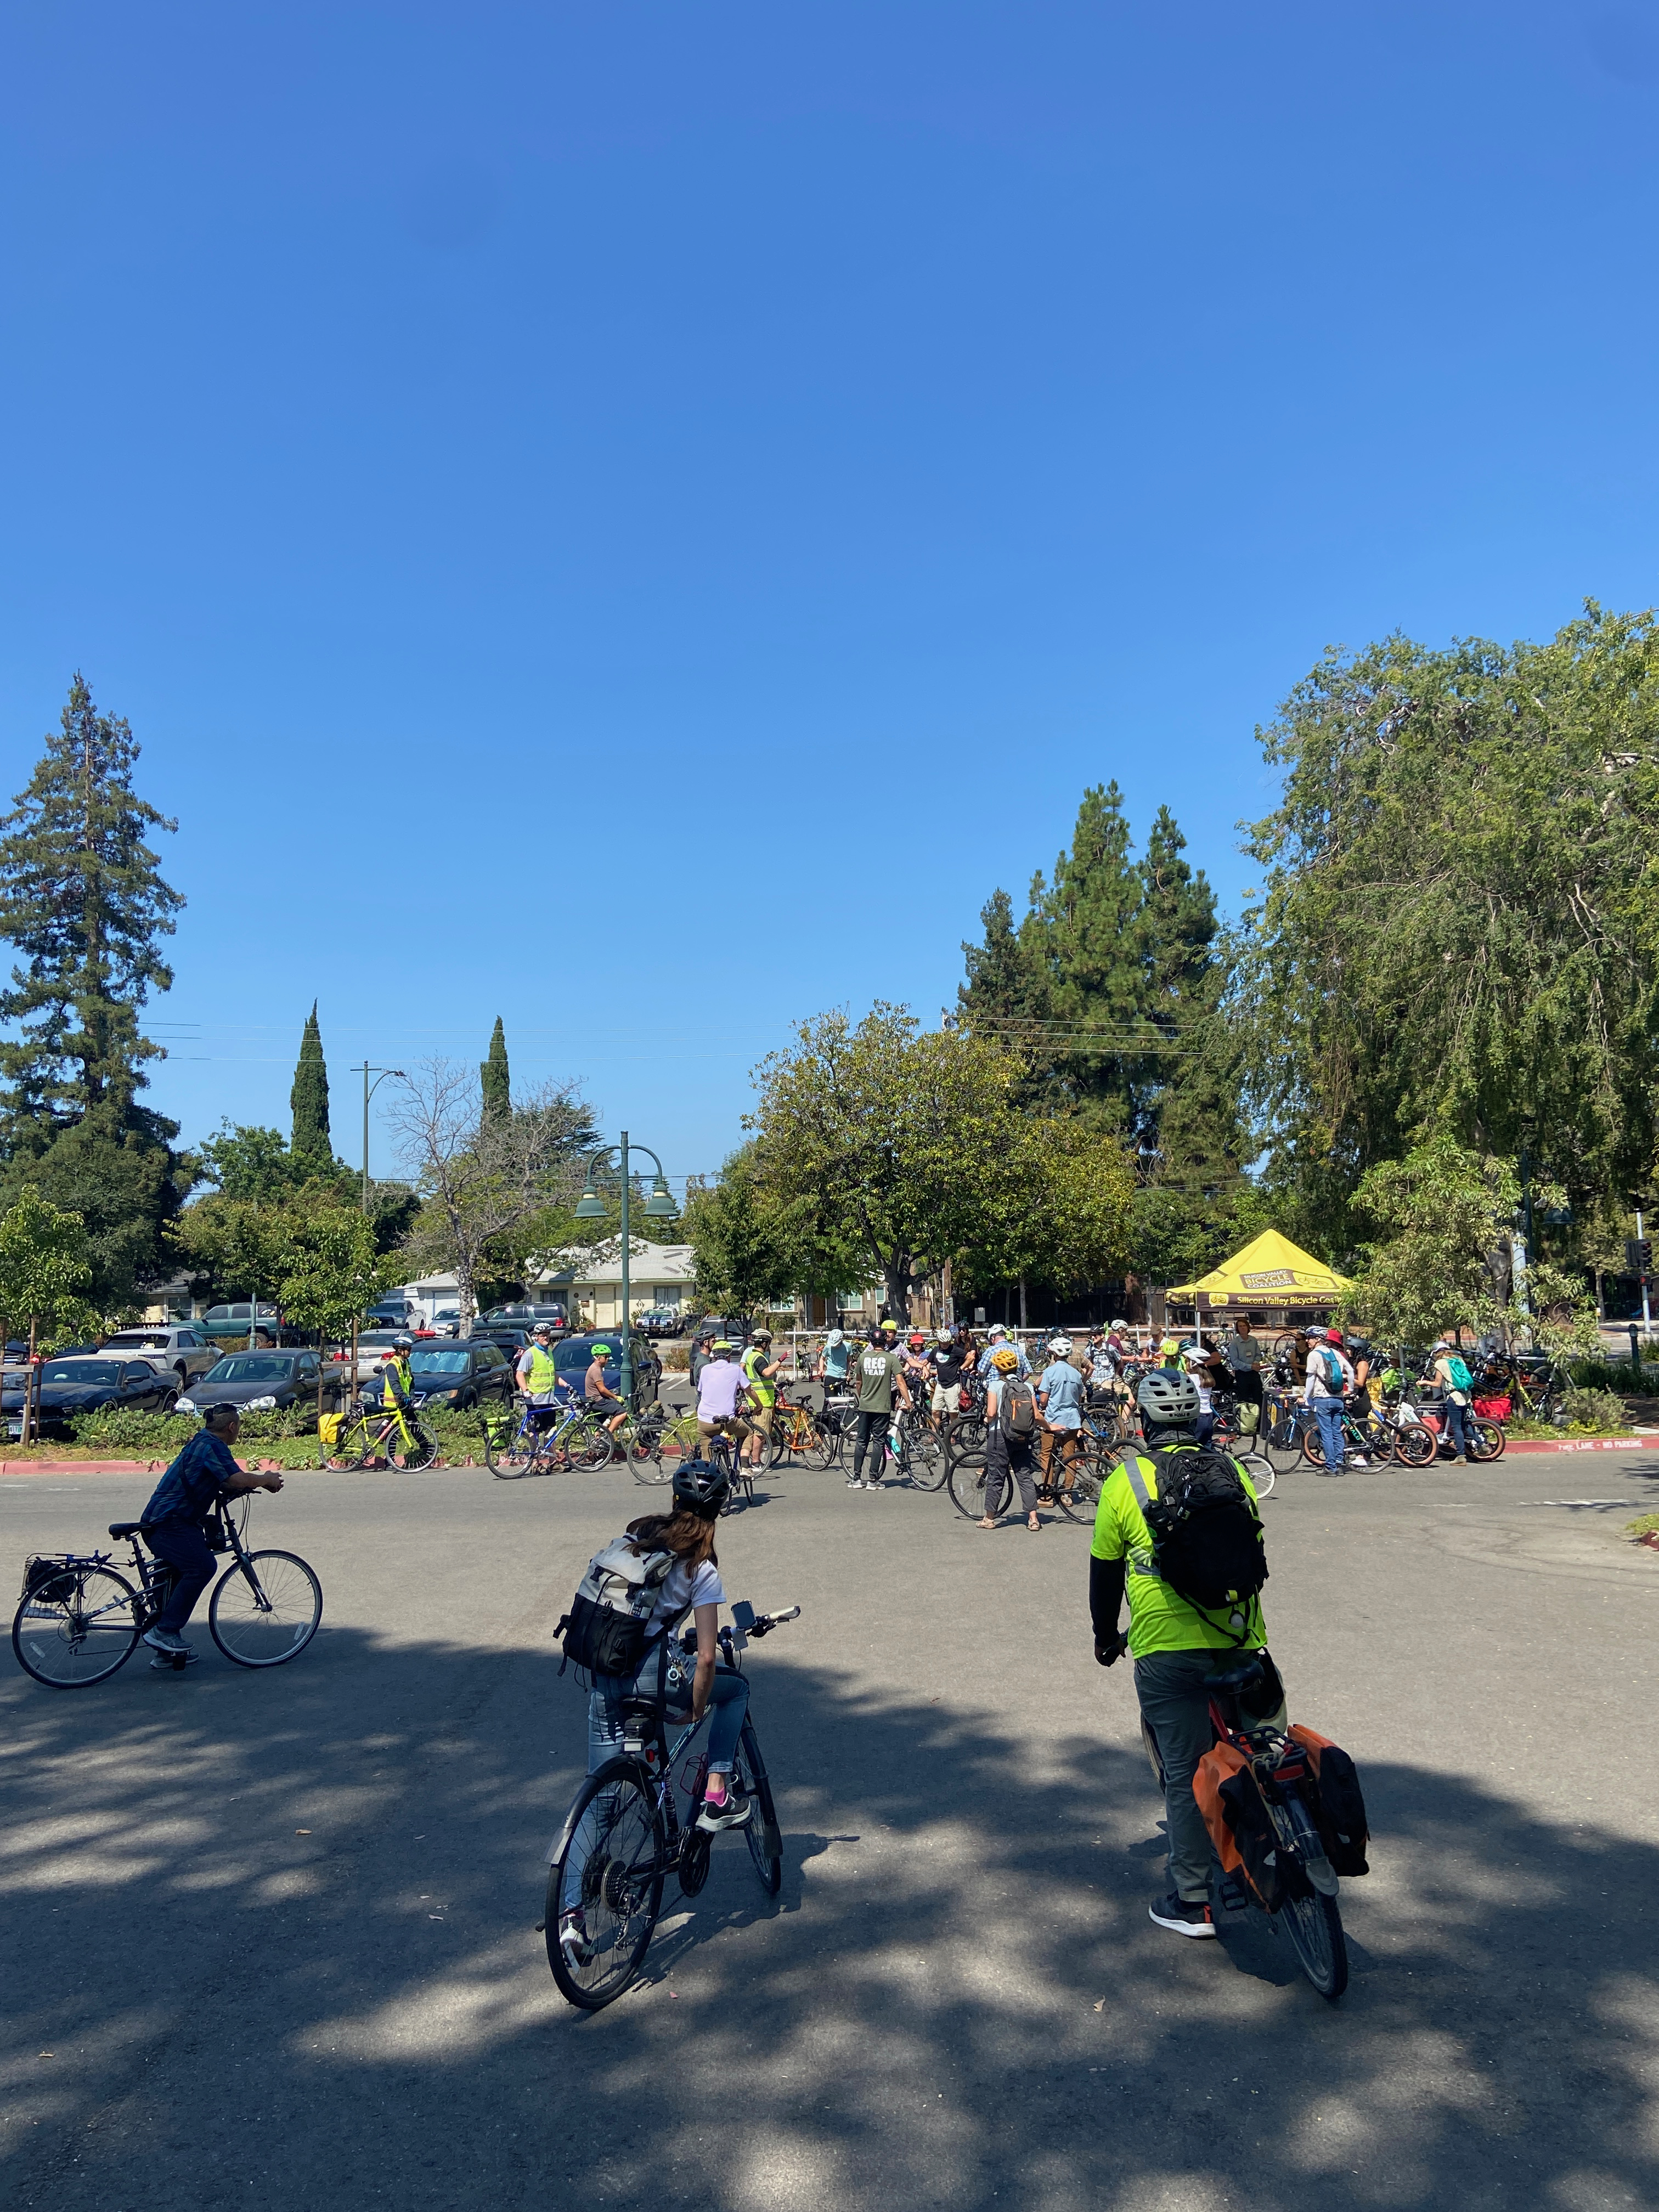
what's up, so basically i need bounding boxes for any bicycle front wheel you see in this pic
[1280,1881,1348,2000]
[545,1760,667,2010]
[1468,1417,1505,1463]
[1236,1448,1276,1499]
[906,1426,949,1491]
[1390,1420,1436,1468]
[12,1566,139,1688]
[208,1550,323,1667]
[946,1457,991,1520]
[734,1718,782,1897]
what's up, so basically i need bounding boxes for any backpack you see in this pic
[1444,1353,1473,1393]
[1121,1447,1268,1620]
[554,1537,677,1679]
[998,1376,1037,1439]
[1316,1346,1347,1391]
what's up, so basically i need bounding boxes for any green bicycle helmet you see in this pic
[589,1342,612,1358]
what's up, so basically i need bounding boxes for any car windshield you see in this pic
[204,1356,291,1382]
[104,1332,170,1348]
[43,1361,120,1385]
[410,1350,470,1374]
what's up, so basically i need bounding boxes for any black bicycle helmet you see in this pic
[672,1456,731,1516]
[1136,1369,1200,1428]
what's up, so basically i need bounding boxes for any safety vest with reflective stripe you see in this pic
[523,1344,560,1398]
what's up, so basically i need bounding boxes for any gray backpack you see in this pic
[555,1537,676,1678]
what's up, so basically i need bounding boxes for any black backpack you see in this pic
[1121,1446,1268,1620]
[998,1377,1037,1438]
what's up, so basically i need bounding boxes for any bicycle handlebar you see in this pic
[745,1605,800,1637]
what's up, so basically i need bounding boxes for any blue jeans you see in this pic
[587,1641,749,1778]
[144,1521,217,1633]
[1443,1398,1472,1456]
[1311,1393,1346,1470]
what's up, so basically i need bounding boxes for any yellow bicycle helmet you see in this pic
[991,1345,1020,1373]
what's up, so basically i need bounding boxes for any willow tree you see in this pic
[1234,603,1659,1245]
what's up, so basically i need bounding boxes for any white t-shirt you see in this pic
[648,1555,723,1637]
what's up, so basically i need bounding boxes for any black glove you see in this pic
[1094,1632,1128,1667]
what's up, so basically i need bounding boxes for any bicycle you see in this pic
[335,1392,438,1471]
[704,1425,757,1512]
[487,1396,580,1479]
[12,1497,323,1689]
[543,1600,798,2010]
[888,1403,947,1490]
[764,1391,837,1472]
[1141,1654,1348,2001]
[945,1420,1106,1523]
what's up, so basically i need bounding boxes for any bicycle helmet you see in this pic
[393,1333,413,1350]
[589,1342,612,1358]
[1048,1335,1072,1355]
[991,1346,1019,1373]
[1136,1368,1200,1427]
[936,1327,953,1342]
[750,1327,772,1342]
[672,1456,731,1516]
[709,1339,734,1353]
[908,1332,926,1348]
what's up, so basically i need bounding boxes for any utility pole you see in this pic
[356,1063,405,1212]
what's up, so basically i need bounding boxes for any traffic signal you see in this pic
[1628,1237,1654,1282]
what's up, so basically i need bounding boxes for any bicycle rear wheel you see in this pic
[734,1718,782,1897]
[1468,1417,1505,1463]
[11,1566,139,1688]
[545,1761,667,2010]
[1235,1448,1275,1499]
[1280,1881,1348,2000]
[208,1550,323,1666]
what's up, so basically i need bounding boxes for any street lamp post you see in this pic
[355,1063,407,1212]
[573,1131,679,1408]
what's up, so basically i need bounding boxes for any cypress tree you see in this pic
[0,674,188,1304]
[481,1017,511,1124]
[0,673,183,1142]
[290,1002,332,1163]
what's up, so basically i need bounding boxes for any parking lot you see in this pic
[3,1448,1658,2211]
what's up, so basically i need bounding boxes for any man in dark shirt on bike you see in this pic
[138,1406,285,1664]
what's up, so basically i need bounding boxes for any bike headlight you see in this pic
[244,1395,278,1412]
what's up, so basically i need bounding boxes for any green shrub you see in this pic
[1561,1385,1633,1435]
[66,1407,190,1453]
[1567,1357,1659,1395]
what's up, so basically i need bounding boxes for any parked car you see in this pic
[430,1308,462,1337]
[198,1301,283,1345]
[466,1322,531,1361]
[360,1339,516,1412]
[99,1325,220,1390]
[637,1307,687,1338]
[365,1296,417,1329]
[479,1302,568,1331]
[4,1354,181,1440]
[552,1329,661,1409]
[176,1349,330,1418]
[346,1329,422,1384]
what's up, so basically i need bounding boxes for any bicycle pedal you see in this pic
[1216,1875,1251,1916]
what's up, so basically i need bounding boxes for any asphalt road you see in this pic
[3,1442,1658,2212]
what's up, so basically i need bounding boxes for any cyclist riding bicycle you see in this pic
[562,1456,752,1970]
[585,1342,628,1441]
[740,1328,783,1470]
[137,1404,286,1665]
[1090,1367,1280,1938]
[900,1330,933,1404]
[695,1339,752,1457]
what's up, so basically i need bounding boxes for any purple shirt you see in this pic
[696,1358,744,1421]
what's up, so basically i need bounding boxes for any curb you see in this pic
[0,1456,460,1479]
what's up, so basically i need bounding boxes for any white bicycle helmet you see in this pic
[1136,1369,1200,1427]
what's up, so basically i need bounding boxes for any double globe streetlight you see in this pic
[573,1132,678,1406]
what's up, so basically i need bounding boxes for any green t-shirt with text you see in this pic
[854,1347,902,1414]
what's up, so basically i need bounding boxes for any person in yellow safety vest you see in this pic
[515,1322,565,1431]
[740,1328,783,1470]
[381,1334,418,1451]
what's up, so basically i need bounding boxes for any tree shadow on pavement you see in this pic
[2,1624,1654,2212]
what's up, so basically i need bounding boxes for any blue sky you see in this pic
[5,1,1659,1189]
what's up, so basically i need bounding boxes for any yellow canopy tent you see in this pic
[1166,1229,1351,1318]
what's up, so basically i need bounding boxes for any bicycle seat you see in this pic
[1202,1659,1264,1694]
[108,1522,143,1539]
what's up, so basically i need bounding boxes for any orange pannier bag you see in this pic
[1193,1742,1285,1909]
[1286,1724,1370,1876]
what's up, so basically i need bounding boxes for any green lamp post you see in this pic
[573,1131,679,1407]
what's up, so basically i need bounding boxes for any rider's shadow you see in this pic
[628,1830,856,1988]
